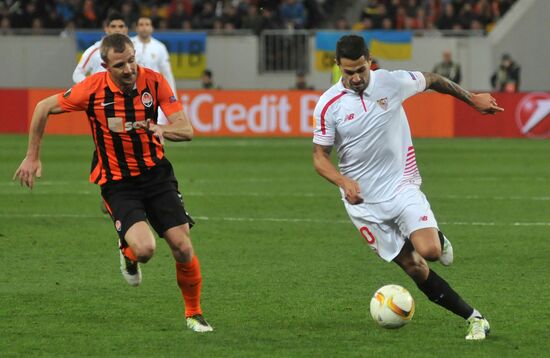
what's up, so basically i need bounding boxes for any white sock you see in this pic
[468,309,482,320]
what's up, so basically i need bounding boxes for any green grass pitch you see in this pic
[1,135,549,357]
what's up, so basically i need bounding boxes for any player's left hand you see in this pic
[471,93,504,115]
[138,119,165,145]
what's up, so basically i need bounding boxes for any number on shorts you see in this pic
[360,226,376,244]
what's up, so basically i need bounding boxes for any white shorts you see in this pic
[344,186,438,262]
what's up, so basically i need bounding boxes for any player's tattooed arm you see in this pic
[422,72,473,105]
[421,72,504,114]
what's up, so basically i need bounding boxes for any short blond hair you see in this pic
[100,33,134,63]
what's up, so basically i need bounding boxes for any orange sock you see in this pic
[176,256,203,317]
[122,247,138,262]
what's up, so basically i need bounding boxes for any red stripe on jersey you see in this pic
[82,47,99,70]
[320,91,346,135]
[360,96,367,112]
[404,167,418,175]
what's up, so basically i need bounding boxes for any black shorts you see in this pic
[100,158,194,244]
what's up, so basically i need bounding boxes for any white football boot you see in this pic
[465,316,490,340]
[186,314,214,333]
[119,249,142,287]
[439,235,454,266]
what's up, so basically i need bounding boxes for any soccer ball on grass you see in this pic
[369,284,415,329]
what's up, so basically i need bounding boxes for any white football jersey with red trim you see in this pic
[73,40,105,83]
[313,69,426,203]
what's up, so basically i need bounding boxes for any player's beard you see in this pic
[350,80,366,93]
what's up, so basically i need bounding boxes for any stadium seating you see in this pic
[0,0,517,33]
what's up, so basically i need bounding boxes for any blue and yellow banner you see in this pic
[315,31,412,71]
[75,31,207,79]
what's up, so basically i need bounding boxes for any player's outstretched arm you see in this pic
[313,144,363,204]
[422,72,504,115]
[13,94,64,188]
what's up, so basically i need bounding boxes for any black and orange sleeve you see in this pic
[57,78,93,112]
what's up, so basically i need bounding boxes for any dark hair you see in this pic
[100,33,134,62]
[203,69,212,77]
[336,35,369,64]
[106,12,126,26]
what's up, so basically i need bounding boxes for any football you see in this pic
[369,284,415,329]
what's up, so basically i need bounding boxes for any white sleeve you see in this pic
[157,43,176,93]
[312,97,336,146]
[72,45,99,83]
[390,70,426,101]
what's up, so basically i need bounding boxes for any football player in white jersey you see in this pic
[313,35,503,340]
[72,12,128,83]
[132,16,177,125]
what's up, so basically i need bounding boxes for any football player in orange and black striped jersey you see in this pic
[14,33,213,333]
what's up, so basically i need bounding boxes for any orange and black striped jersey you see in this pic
[58,66,183,185]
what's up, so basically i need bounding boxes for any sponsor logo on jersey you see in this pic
[515,92,550,138]
[124,120,149,132]
[345,113,355,121]
[141,91,153,107]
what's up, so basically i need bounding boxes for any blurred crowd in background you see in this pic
[347,0,517,32]
[1,0,517,35]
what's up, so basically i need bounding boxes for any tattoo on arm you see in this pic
[422,72,473,106]
[313,144,332,156]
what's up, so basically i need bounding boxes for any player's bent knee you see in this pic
[135,245,155,263]
[129,239,156,262]
[411,236,441,261]
[417,245,441,262]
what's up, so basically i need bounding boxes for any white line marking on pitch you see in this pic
[1,213,550,227]
[3,189,550,201]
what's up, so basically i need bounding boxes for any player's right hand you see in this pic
[13,157,42,189]
[341,177,364,205]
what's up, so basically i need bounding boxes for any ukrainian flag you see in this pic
[315,31,345,72]
[75,31,207,79]
[154,32,206,79]
[315,31,413,71]
[368,31,412,60]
